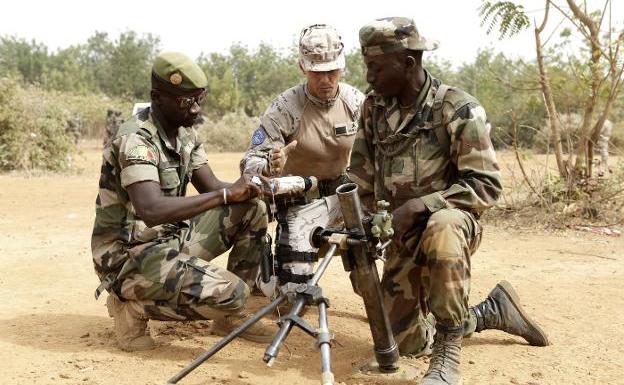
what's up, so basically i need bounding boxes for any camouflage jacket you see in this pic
[91,107,208,277]
[348,71,502,215]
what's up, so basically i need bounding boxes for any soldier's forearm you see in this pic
[437,173,502,213]
[135,190,226,227]
[241,156,269,176]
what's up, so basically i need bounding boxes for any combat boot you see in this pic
[106,295,155,351]
[420,325,463,385]
[212,308,276,343]
[471,280,549,346]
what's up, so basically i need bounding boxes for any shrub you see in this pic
[51,92,131,139]
[197,110,259,153]
[0,77,74,171]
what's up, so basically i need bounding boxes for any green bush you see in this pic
[0,77,130,171]
[197,110,259,153]
[51,92,131,139]
[0,77,74,171]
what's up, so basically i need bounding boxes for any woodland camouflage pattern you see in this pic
[348,70,502,354]
[91,107,267,320]
[359,17,439,56]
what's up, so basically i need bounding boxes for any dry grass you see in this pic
[485,150,624,230]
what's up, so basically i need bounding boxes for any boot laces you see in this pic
[426,338,449,376]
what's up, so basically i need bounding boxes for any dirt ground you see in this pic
[0,141,622,385]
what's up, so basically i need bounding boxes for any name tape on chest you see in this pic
[334,121,358,137]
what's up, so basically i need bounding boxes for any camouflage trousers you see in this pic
[112,199,268,321]
[381,208,482,355]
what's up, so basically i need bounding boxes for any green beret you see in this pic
[359,17,439,56]
[152,52,208,90]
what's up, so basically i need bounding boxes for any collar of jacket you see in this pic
[372,69,433,109]
[372,70,442,133]
[304,83,339,108]
[143,108,189,154]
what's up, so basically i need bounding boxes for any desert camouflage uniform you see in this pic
[239,82,364,285]
[92,106,268,321]
[348,70,502,354]
[596,119,613,169]
[241,82,364,185]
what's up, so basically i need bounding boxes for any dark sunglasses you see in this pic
[162,89,206,109]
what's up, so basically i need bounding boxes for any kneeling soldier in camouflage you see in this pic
[349,18,550,384]
[91,52,274,351]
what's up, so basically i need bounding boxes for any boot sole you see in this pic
[497,280,550,346]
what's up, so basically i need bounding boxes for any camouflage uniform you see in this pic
[66,115,82,144]
[349,58,502,354]
[103,109,124,146]
[240,25,364,289]
[240,24,364,184]
[241,82,364,183]
[92,106,268,321]
[596,119,613,174]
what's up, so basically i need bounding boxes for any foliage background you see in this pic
[1,31,622,171]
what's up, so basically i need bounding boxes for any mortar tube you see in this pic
[335,183,365,236]
[335,182,399,372]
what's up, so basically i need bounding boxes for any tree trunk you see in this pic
[535,1,567,178]
[566,0,601,178]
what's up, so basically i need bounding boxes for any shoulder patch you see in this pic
[251,127,266,145]
[126,145,157,163]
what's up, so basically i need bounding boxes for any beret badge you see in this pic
[169,72,182,85]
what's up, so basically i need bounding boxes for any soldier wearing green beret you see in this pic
[349,17,549,384]
[91,52,274,351]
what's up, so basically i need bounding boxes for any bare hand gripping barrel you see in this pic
[335,183,399,372]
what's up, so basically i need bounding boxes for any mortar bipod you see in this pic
[165,242,339,385]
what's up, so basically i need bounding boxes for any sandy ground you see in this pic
[0,141,623,385]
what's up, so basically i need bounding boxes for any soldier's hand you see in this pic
[255,175,277,197]
[269,140,298,176]
[392,198,428,246]
[226,175,263,203]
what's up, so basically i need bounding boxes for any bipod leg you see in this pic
[263,243,338,366]
[263,292,307,366]
[317,299,334,385]
[165,295,286,385]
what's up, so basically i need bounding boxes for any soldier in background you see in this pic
[65,114,82,144]
[240,24,364,293]
[349,17,549,385]
[92,52,274,352]
[595,119,613,177]
[103,109,124,146]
